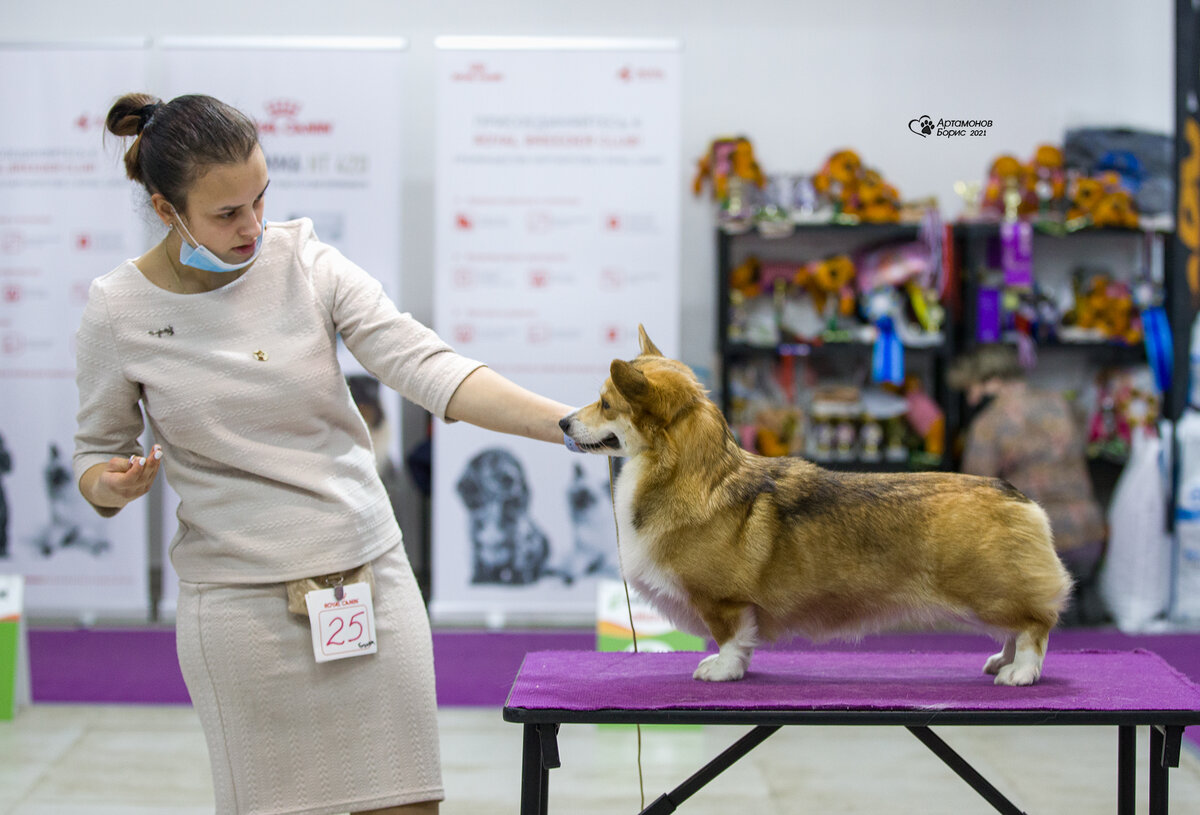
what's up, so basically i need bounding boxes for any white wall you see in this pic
[3,0,1174,372]
[5,1,1173,608]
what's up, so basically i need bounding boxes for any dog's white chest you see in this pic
[610,458,708,637]
[612,459,684,599]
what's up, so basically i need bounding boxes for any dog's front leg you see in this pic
[693,603,758,682]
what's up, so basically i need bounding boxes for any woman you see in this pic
[74,92,572,815]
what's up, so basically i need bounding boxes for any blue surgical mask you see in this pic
[173,211,265,273]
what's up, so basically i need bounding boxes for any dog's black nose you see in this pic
[558,416,571,432]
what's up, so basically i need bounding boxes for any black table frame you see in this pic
[503,705,1200,815]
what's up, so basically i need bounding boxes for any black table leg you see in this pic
[641,725,781,815]
[1118,726,1135,815]
[906,726,1026,815]
[520,722,560,815]
[1149,725,1185,815]
[1150,725,1167,815]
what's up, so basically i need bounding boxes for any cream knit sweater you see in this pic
[73,218,482,583]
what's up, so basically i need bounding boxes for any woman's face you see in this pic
[175,144,269,264]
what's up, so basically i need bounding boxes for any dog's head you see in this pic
[457,448,530,516]
[559,325,706,457]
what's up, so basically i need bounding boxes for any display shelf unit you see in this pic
[954,223,1172,356]
[716,222,956,472]
[952,223,1174,413]
[950,222,1176,505]
[716,221,1179,478]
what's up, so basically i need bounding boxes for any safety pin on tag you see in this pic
[327,573,345,602]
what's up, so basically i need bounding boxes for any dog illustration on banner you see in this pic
[564,463,619,582]
[457,448,551,585]
[30,442,110,558]
[560,326,1071,685]
[456,449,618,586]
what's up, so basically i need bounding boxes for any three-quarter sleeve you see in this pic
[73,283,146,486]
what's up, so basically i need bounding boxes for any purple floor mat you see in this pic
[27,626,1200,753]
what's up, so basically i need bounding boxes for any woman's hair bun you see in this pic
[104,92,259,201]
[105,92,162,138]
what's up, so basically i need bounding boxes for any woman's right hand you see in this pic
[80,445,163,515]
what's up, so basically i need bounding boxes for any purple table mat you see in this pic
[507,649,1200,713]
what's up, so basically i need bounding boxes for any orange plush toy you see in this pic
[1068,176,1107,221]
[813,150,861,211]
[729,256,763,299]
[857,178,902,223]
[1071,275,1142,343]
[810,254,856,316]
[813,150,902,223]
[1068,174,1139,229]
[1091,189,1140,229]
[692,136,766,202]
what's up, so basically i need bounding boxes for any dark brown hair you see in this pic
[105,92,259,212]
[947,344,1024,390]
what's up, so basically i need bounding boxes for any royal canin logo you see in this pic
[265,98,301,118]
[617,65,666,82]
[451,63,504,82]
[258,99,334,136]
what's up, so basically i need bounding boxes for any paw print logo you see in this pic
[908,115,934,138]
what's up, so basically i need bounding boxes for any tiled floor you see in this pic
[1,704,1199,814]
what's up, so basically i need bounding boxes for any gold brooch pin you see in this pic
[253,350,268,362]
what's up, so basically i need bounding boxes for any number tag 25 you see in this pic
[304,582,378,663]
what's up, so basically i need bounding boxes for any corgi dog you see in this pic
[559,326,1072,685]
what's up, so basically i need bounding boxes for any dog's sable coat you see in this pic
[560,326,1072,685]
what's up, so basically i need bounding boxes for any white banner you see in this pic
[0,42,151,617]
[431,38,681,623]
[157,38,408,616]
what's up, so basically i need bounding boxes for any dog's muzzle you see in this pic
[575,433,620,453]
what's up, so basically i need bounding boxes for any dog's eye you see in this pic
[601,399,610,411]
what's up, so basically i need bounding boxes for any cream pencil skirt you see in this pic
[176,544,443,815]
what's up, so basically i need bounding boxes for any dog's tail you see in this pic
[1010,499,1073,619]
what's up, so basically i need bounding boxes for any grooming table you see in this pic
[503,649,1200,815]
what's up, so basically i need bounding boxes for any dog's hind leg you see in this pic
[983,636,1016,676]
[694,604,758,682]
[994,626,1049,686]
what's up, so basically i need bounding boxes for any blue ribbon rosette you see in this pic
[867,288,904,385]
[1131,279,1171,397]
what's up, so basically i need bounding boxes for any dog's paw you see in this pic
[983,651,1013,676]
[693,653,746,682]
[994,663,1040,686]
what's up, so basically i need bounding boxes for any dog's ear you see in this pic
[637,324,663,357]
[611,359,650,403]
[612,358,697,425]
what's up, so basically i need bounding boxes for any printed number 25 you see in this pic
[325,610,366,647]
